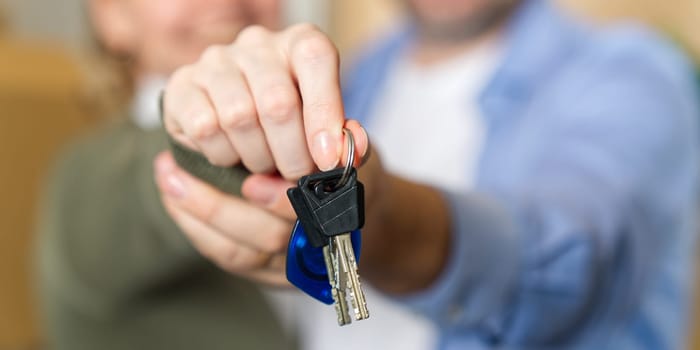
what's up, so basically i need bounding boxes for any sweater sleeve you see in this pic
[37,122,199,318]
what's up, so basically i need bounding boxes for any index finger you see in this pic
[281,24,344,171]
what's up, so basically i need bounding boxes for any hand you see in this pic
[154,151,294,286]
[154,149,393,288]
[162,23,368,179]
[158,23,372,286]
[157,24,450,293]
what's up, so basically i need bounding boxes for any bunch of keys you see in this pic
[285,128,370,326]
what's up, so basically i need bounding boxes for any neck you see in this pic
[410,26,503,65]
[409,2,518,65]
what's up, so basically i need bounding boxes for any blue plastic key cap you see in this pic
[286,220,362,304]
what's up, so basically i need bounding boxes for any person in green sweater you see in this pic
[36,1,295,349]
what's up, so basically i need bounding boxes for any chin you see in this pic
[408,0,484,21]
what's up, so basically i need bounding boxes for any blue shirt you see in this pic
[342,1,700,348]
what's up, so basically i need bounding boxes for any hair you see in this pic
[80,2,134,119]
[0,7,7,33]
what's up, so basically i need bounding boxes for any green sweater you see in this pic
[37,119,295,350]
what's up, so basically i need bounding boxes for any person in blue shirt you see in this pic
[155,0,700,348]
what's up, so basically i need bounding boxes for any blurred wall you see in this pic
[0,37,95,349]
[3,0,89,51]
[560,0,700,59]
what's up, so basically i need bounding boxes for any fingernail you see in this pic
[313,130,339,171]
[164,173,187,198]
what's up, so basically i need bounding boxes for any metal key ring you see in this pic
[334,128,355,190]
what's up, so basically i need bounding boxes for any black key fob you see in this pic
[287,167,365,248]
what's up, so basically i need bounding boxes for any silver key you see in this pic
[323,244,351,325]
[332,233,370,321]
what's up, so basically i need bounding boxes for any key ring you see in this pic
[334,128,355,190]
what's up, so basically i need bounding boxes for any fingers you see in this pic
[282,24,345,171]
[193,45,274,173]
[162,198,271,271]
[155,152,291,254]
[241,173,297,221]
[162,24,354,179]
[165,65,239,167]
[235,27,314,179]
[162,195,290,287]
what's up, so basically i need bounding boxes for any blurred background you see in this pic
[0,0,698,349]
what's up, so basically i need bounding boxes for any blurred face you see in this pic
[405,0,520,43]
[91,0,280,76]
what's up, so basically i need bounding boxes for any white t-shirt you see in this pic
[278,39,503,350]
[131,75,167,130]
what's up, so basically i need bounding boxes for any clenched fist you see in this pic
[162,23,368,178]
[155,24,380,286]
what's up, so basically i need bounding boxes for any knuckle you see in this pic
[293,31,337,62]
[220,102,258,131]
[199,45,227,63]
[194,193,223,224]
[258,88,298,124]
[236,25,270,44]
[192,62,227,88]
[304,100,333,119]
[169,64,195,85]
[164,65,195,102]
[207,154,237,168]
[224,248,268,271]
[281,161,314,181]
[190,113,220,140]
[219,244,241,270]
[245,160,275,175]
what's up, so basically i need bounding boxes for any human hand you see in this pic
[154,151,295,286]
[157,24,399,287]
[161,23,368,179]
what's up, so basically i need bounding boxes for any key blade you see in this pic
[334,235,370,321]
[323,245,351,326]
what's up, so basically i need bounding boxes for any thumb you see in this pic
[241,174,297,221]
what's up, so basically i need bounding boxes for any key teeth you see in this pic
[326,234,371,326]
[348,280,370,320]
[339,234,370,321]
[324,245,351,325]
[332,289,351,326]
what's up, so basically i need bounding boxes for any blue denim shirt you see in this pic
[342,1,700,348]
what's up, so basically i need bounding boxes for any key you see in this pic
[333,234,369,320]
[286,128,369,325]
[299,168,369,324]
[323,244,351,325]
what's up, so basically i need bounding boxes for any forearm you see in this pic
[360,160,452,295]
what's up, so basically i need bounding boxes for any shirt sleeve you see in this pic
[393,36,700,347]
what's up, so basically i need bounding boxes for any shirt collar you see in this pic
[344,0,584,126]
[479,0,584,121]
